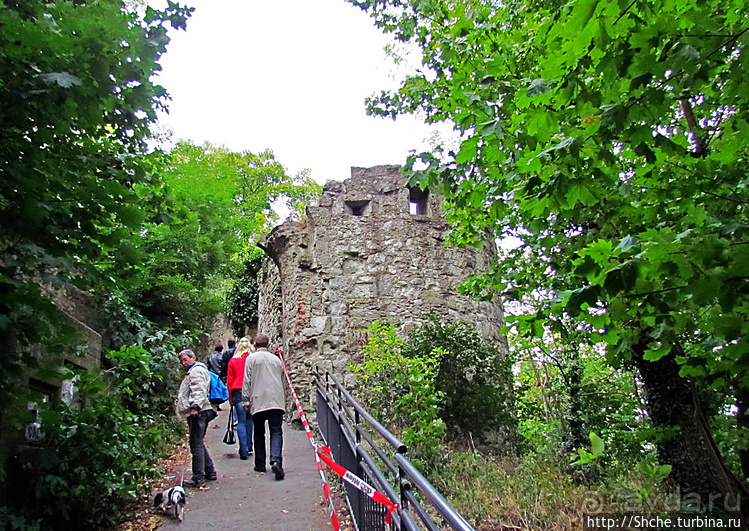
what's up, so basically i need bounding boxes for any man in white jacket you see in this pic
[177,349,218,488]
[242,334,286,480]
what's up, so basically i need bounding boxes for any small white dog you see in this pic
[154,485,186,521]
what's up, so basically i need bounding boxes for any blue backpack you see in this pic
[208,370,229,405]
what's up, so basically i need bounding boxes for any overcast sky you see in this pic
[153,0,439,184]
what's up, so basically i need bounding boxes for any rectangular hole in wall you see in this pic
[345,200,371,216]
[407,186,429,215]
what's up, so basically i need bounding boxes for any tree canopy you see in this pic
[0,2,321,524]
[117,140,320,331]
[349,0,748,509]
[0,0,193,343]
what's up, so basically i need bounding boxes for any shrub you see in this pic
[402,316,517,450]
[225,255,264,336]
[351,321,446,471]
[6,357,180,530]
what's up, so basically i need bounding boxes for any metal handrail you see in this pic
[324,369,407,453]
[314,366,475,531]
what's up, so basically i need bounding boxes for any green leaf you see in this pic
[643,342,671,362]
[616,235,639,253]
[527,78,552,97]
[589,432,604,457]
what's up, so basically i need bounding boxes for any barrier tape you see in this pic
[278,351,341,531]
[316,445,399,525]
[278,351,400,527]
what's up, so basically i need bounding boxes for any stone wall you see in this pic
[257,165,508,413]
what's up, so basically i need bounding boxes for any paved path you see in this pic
[159,407,332,530]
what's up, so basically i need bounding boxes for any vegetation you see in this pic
[349,0,749,517]
[114,140,319,332]
[0,1,319,528]
[225,255,265,336]
[402,316,516,450]
[353,318,677,529]
[352,321,447,470]
[4,348,181,531]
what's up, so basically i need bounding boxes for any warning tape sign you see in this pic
[316,445,399,525]
[278,352,341,531]
[279,352,400,528]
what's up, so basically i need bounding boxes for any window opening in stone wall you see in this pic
[408,186,429,215]
[346,200,371,216]
[25,379,56,444]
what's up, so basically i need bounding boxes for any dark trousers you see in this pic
[187,410,216,482]
[252,408,284,470]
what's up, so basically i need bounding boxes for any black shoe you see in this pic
[240,454,248,460]
[253,466,266,473]
[271,461,285,480]
[206,473,217,481]
[184,478,207,488]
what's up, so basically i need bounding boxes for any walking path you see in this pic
[159,407,332,530]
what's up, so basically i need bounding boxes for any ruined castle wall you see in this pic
[258,165,507,408]
[256,258,283,346]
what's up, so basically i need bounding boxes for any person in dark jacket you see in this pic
[207,343,223,374]
[220,338,236,382]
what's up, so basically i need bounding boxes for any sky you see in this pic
[153,0,441,184]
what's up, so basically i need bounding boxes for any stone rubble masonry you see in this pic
[257,165,508,418]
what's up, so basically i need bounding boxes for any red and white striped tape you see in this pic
[278,352,341,531]
[278,352,399,528]
[316,445,399,525]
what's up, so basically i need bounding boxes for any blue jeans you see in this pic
[187,409,216,482]
[231,391,253,458]
[252,408,283,469]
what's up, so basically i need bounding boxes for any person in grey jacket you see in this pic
[242,334,286,480]
[177,349,218,488]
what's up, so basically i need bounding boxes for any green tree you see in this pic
[401,316,516,450]
[225,254,264,336]
[114,141,320,331]
[350,0,749,512]
[0,0,191,525]
[0,0,192,477]
[0,0,192,336]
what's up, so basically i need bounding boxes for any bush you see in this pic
[5,356,181,530]
[402,316,517,450]
[225,255,264,336]
[351,321,446,471]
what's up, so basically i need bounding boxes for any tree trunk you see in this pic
[564,350,586,454]
[633,342,747,519]
[737,388,749,483]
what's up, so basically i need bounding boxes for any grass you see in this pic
[426,447,671,530]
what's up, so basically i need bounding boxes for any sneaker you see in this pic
[253,466,266,473]
[240,454,248,460]
[271,461,285,480]
[184,478,207,489]
[206,472,218,481]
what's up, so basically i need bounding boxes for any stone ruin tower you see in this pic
[257,165,507,401]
